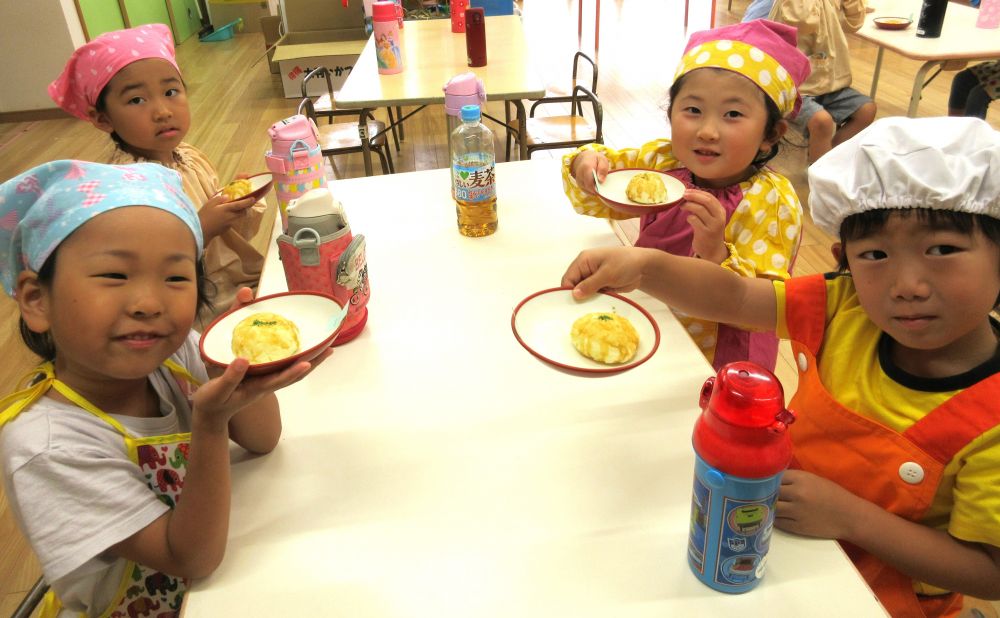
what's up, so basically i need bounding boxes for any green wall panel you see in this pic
[170,0,203,43]
[123,0,173,31]
[78,0,127,38]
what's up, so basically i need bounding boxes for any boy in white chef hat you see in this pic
[559,116,1000,616]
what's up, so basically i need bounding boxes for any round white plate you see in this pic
[595,168,687,216]
[200,291,346,374]
[511,287,661,374]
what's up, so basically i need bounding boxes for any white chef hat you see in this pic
[808,116,1000,237]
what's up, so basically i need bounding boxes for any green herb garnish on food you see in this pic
[597,314,613,321]
[252,319,278,327]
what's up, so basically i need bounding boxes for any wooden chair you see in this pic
[11,577,48,618]
[300,66,402,152]
[297,97,394,176]
[505,51,599,160]
[516,85,603,158]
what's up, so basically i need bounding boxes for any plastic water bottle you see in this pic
[688,362,796,593]
[451,104,497,237]
[443,73,486,178]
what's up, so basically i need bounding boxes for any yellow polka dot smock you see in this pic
[561,140,803,371]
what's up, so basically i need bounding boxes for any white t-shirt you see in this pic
[0,332,208,617]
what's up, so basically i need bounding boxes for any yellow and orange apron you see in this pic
[785,274,1000,618]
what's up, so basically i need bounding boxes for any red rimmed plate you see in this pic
[199,291,347,375]
[511,287,661,374]
[873,16,912,30]
[216,172,274,203]
[595,168,687,216]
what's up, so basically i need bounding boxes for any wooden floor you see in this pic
[1,1,998,614]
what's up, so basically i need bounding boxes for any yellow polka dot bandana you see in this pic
[674,39,800,118]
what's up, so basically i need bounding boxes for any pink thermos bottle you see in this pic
[688,362,796,593]
[373,1,404,74]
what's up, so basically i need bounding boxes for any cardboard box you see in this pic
[280,0,366,34]
[261,15,282,74]
[271,32,367,98]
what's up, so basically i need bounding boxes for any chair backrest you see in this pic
[571,51,598,95]
[297,96,318,123]
[300,66,335,100]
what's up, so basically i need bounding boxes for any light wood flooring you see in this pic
[1,1,998,614]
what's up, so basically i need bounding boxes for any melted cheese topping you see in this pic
[570,312,639,364]
[625,172,667,204]
[231,311,301,363]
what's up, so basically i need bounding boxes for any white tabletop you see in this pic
[181,160,887,617]
[335,15,546,108]
[857,0,1000,60]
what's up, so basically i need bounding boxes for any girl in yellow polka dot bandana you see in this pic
[562,19,811,373]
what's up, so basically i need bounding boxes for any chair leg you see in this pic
[383,142,395,174]
[375,147,392,175]
[396,106,404,141]
[12,577,49,618]
[386,107,401,152]
[504,101,513,162]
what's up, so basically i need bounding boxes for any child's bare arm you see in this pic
[777,470,1000,599]
[106,357,326,578]
[561,246,778,331]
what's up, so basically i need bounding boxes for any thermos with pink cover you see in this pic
[373,1,404,74]
[443,72,486,164]
[277,189,370,344]
[688,362,796,593]
[451,0,470,32]
[977,0,1000,29]
[264,114,327,224]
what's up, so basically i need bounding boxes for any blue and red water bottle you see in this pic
[687,362,796,593]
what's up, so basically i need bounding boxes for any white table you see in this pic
[181,160,887,617]
[335,15,546,173]
[855,0,1000,116]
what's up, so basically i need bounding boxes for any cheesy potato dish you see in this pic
[221,178,253,201]
[625,172,668,205]
[571,312,639,364]
[231,312,301,363]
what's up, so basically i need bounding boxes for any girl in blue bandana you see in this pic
[0,160,329,617]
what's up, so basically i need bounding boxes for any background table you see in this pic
[181,160,887,617]
[335,15,546,173]
[856,0,1000,116]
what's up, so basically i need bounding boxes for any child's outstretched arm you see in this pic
[106,347,331,579]
[777,469,1000,599]
[562,246,778,331]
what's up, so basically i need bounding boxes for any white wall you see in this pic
[0,0,84,113]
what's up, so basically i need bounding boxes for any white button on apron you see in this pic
[797,352,808,372]
[898,462,925,484]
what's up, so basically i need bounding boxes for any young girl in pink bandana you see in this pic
[564,20,811,373]
[49,24,269,329]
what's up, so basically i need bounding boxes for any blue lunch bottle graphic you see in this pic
[688,362,796,593]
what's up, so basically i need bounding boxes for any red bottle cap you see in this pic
[692,362,796,478]
[372,1,397,21]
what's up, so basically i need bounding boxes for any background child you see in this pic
[0,161,328,617]
[561,116,1000,617]
[565,19,811,372]
[48,24,270,329]
[948,60,998,120]
[768,0,877,163]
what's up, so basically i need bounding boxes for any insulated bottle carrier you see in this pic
[277,224,370,344]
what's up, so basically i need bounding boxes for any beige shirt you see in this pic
[107,143,274,329]
[769,0,867,96]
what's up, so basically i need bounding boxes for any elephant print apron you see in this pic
[0,360,199,618]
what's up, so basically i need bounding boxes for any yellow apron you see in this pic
[0,360,200,618]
